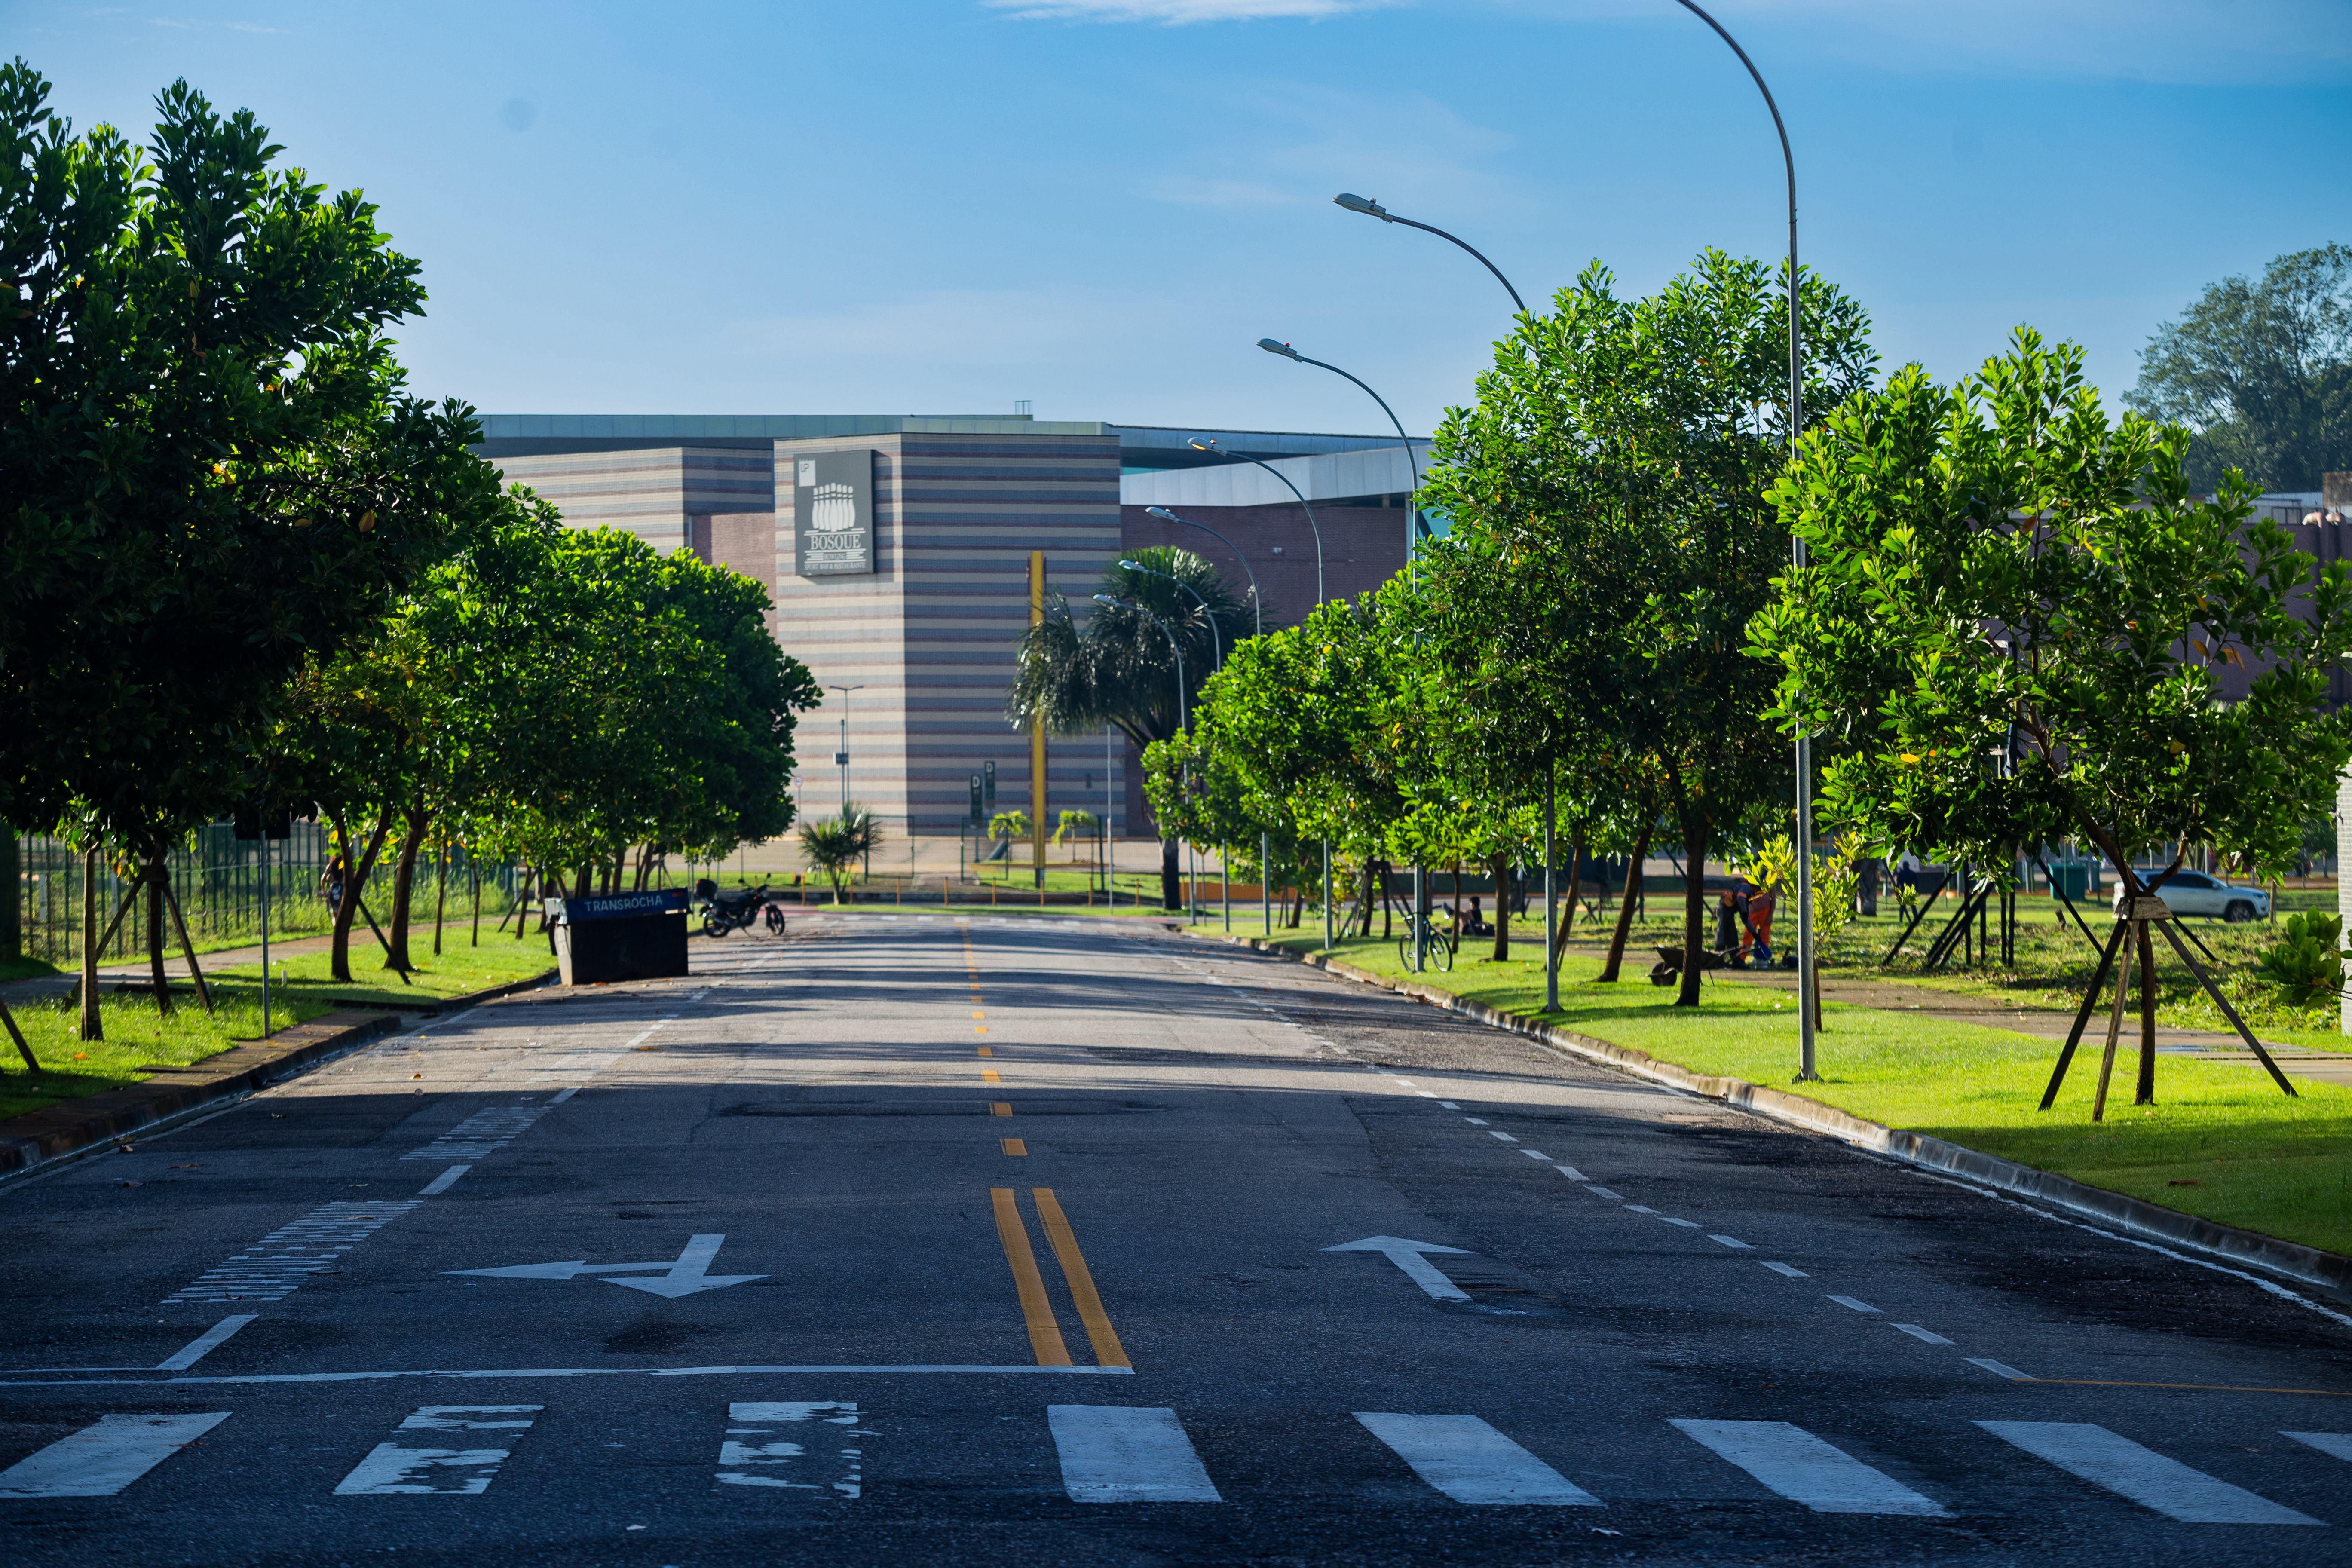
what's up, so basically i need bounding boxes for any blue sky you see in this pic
[9,0,2349,438]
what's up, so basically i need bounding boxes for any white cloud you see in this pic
[984,0,1395,22]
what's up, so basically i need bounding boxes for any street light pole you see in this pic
[1332,193,1525,314]
[1667,0,1816,1082]
[1184,438,1323,609]
[1259,337,1429,969]
[827,683,864,816]
[1120,559,1231,930]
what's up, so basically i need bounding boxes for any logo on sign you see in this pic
[808,482,857,533]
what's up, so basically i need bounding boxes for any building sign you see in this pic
[794,450,875,577]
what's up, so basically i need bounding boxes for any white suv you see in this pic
[2111,870,2270,923]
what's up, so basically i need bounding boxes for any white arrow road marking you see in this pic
[1321,1236,1474,1302]
[447,1234,764,1297]
[0,1412,231,1497]
[1355,1413,1600,1505]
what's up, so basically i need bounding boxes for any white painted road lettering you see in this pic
[0,1412,231,1497]
[1354,1413,1599,1505]
[1047,1406,1221,1502]
[717,1401,862,1497]
[1671,1419,1949,1516]
[335,1406,542,1496]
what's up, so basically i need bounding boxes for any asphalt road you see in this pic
[4,914,2351,1567]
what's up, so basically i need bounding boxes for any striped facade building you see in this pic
[475,415,1418,845]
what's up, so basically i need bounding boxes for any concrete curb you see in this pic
[1187,930,2352,1302]
[0,968,558,1185]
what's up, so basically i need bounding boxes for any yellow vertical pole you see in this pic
[1029,551,1047,893]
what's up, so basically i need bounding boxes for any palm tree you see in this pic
[798,802,883,903]
[1005,548,1256,910]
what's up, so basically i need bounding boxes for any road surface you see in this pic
[3,914,2349,1565]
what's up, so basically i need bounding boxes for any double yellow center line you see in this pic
[991,1186,1129,1368]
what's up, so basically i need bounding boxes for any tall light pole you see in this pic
[1258,336,1430,969]
[1332,190,1550,1002]
[827,683,863,815]
[1670,0,1815,1082]
[1185,438,1323,609]
[1257,338,1425,559]
[1141,510,1262,638]
[1123,553,1246,933]
[1332,193,1525,313]
[1096,593,1190,917]
[1183,440,1333,949]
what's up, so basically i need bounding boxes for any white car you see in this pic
[2111,870,2269,923]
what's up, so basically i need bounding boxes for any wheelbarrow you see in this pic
[1648,946,1729,986]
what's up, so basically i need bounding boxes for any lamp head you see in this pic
[1091,593,1123,608]
[1117,559,1143,571]
[1188,437,1219,453]
[1333,192,1391,221]
[1145,507,1179,522]
[1257,337,1302,361]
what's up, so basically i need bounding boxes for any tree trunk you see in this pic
[1596,820,1652,983]
[1550,830,1587,968]
[1491,855,1512,962]
[1160,836,1180,911]
[327,809,397,985]
[79,848,101,1043]
[385,809,430,974]
[1676,807,1709,1008]
[469,856,481,948]
[144,856,172,1017]
[433,840,448,958]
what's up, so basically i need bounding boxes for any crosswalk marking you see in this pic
[1048,1405,1221,1502]
[0,1412,230,1497]
[1978,1421,2322,1525]
[1355,1413,1599,1505]
[334,1406,542,1496]
[1671,1419,1949,1516]
[717,1401,862,1498]
[164,1200,424,1304]
[2285,1431,2352,1464]
[403,1104,557,1161]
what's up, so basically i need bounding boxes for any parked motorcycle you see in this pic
[694,879,775,938]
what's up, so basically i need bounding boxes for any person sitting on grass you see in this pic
[1461,897,1494,937]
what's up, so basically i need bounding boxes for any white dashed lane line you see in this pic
[1763,1262,1810,1278]
[1828,1295,1882,1314]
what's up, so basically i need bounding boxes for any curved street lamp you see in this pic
[1669,0,1816,1083]
[1256,338,1426,561]
[1139,511,1262,638]
[1332,193,1525,314]
[1185,438,1323,609]
[1118,558,1223,672]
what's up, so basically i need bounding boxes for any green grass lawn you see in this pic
[1236,928,2352,1259]
[0,940,556,1125]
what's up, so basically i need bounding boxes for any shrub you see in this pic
[2256,910,2344,1007]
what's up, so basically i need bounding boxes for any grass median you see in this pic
[0,942,556,1125]
[1231,927,2352,1260]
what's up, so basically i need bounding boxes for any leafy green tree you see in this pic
[1006,548,1252,909]
[1752,331,2352,1093]
[1418,252,1876,1004]
[2127,243,2352,493]
[799,803,882,903]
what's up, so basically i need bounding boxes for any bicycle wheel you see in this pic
[1432,930,1455,972]
[1397,929,1413,971]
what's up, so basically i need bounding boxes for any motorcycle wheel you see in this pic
[702,914,728,938]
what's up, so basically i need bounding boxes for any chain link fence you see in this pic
[10,825,521,969]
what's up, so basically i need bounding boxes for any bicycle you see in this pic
[1396,908,1458,973]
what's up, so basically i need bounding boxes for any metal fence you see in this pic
[12,825,521,969]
